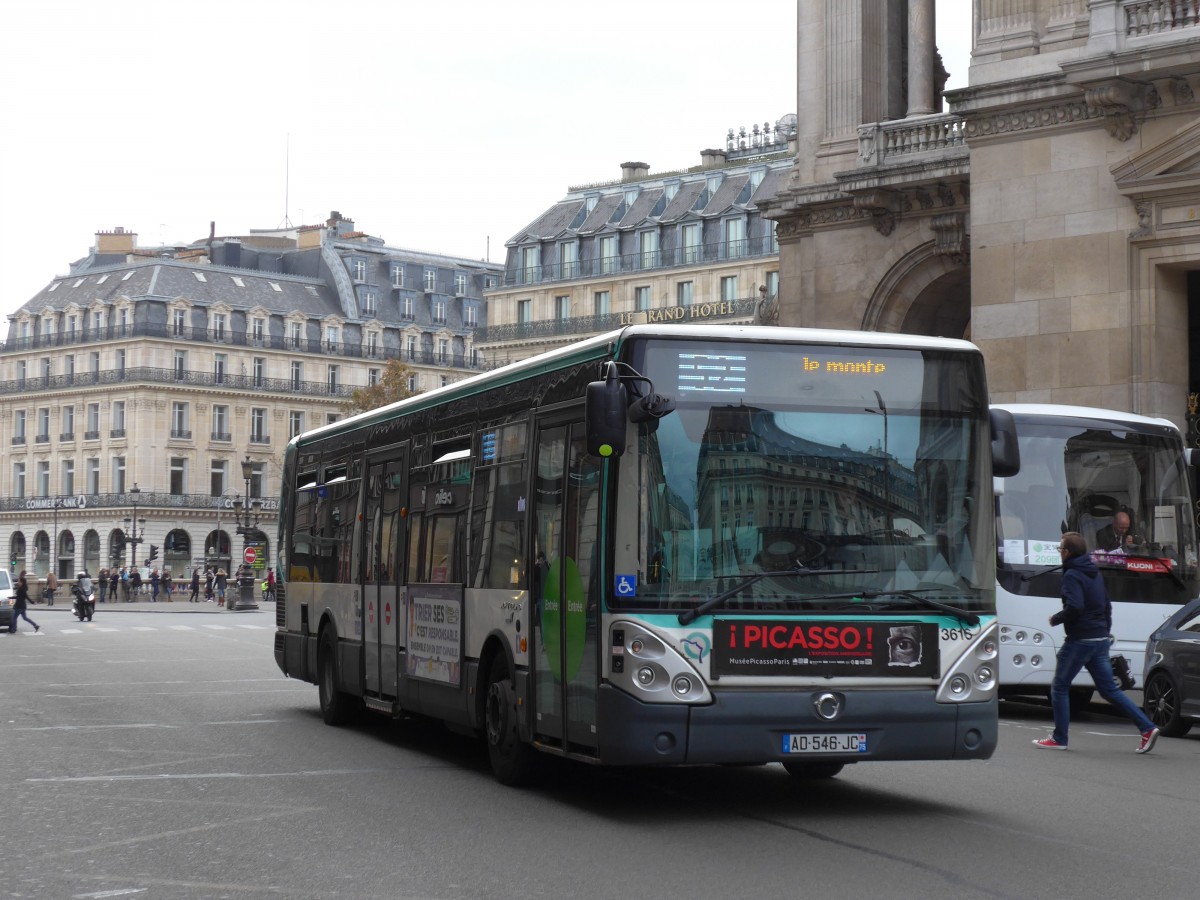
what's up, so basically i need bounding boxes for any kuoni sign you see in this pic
[712,620,939,678]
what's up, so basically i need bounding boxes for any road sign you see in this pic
[243,546,258,565]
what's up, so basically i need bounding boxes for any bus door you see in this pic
[362,449,408,701]
[531,415,601,755]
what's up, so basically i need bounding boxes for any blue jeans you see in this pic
[1051,638,1155,743]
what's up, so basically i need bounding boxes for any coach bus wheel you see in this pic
[1144,671,1192,737]
[318,629,354,726]
[1068,687,1094,718]
[484,655,535,785]
[782,761,844,780]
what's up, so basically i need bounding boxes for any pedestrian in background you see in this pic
[44,571,58,606]
[189,568,200,603]
[98,567,108,603]
[163,570,173,601]
[1034,532,1160,753]
[8,572,39,634]
[109,568,119,602]
[150,568,160,602]
[204,568,214,602]
[215,568,228,607]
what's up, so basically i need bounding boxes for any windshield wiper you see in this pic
[1020,564,1062,582]
[856,589,980,626]
[677,566,876,625]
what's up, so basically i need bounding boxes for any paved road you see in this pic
[3,612,1198,899]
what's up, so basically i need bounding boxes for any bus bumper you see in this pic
[595,684,997,766]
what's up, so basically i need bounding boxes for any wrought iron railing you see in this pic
[502,237,777,287]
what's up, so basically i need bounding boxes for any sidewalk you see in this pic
[28,597,273,614]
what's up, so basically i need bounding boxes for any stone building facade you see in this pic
[0,214,500,586]
[761,0,1200,430]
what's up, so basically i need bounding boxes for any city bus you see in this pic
[992,404,1200,707]
[273,324,1018,784]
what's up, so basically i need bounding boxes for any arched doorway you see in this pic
[165,529,191,579]
[862,242,970,338]
[56,529,76,580]
[33,530,50,579]
[107,529,127,570]
[82,530,101,576]
[205,529,232,574]
[9,532,26,574]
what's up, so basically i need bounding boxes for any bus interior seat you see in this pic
[1075,494,1117,549]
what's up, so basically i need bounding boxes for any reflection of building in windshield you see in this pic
[694,405,919,572]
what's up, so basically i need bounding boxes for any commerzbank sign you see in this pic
[25,496,88,511]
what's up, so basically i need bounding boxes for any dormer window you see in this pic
[362,290,376,317]
[424,269,436,292]
[455,273,467,296]
[352,259,366,282]
[391,265,405,289]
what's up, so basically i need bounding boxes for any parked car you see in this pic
[0,568,13,630]
[1142,597,1200,737]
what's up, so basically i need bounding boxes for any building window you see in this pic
[362,290,376,316]
[556,295,570,320]
[250,407,268,443]
[724,218,746,258]
[13,462,25,499]
[291,361,303,390]
[400,295,414,319]
[210,459,227,497]
[113,456,126,494]
[406,335,417,360]
[248,462,264,498]
[170,458,187,495]
[171,402,189,438]
[93,310,106,333]
[61,405,75,441]
[677,281,694,306]
[37,461,50,497]
[599,235,618,275]
[560,240,579,278]
[211,312,227,342]
[86,458,99,495]
[720,275,738,301]
[13,409,25,443]
[289,322,303,349]
[464,303,477,327]
[635,286,651,311]
[37,407,50,442]
[289,411,304,438]
[594,291,611,316]
[16,360,26,388]
[407,374,417,393]
[214,353,228,385]
[520,247,539,284]
[253,357,265,388]
[517,299,532,324]
[326,413,338,425]
[639,230,659,269]
[65,355,75,384]
[115,349,125,379]
[485,276,497,290]
[455,273,467,295]
[86,403,99,439]
[392,265,405,289]
[325,326,340,353]
[251,317,266,344]
[682,223,702,264]
[111,401,126,436]
[368,367,380,387]
[424,269,437,292]
[437,339,449,365]
[212,405,229,441]
[352,259,366,282]
[433,299,447,325]
[365,331,380,358]
[765,270,779,297]
[327,364,340,393]
[174,350,187,380]
[61,460,75,496]
[89,351,100,379]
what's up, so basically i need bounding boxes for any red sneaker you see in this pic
[1032,736,1067,750]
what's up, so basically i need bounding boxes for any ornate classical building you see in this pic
[761,0,1200,430]
[477,123,796,364]
[0,213,500,585]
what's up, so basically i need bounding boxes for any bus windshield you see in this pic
[617,340,993,614]
[996,420,1199,602]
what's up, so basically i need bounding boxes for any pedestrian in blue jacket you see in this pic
[1034,531,1159,752]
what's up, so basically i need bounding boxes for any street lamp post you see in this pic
[51,496,63,582]
[123,483,145,568]
[230,457,263,611]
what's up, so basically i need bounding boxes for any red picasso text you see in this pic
[727,623,874,653]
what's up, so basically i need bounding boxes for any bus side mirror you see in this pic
[586,362,628,458]
[990,408,1020,478]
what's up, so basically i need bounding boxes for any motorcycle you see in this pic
[72,575,96,622]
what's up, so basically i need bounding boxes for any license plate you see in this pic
[782,733,867,754]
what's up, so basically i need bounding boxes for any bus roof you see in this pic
[992,402,1180,434]
[293,323,983,448]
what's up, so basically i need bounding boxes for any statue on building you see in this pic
[754,284,779,326]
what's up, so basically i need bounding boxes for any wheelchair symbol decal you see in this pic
[614,574,637,598]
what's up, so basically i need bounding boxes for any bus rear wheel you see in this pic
[484,654,536,786]
[782,761,845,780]
[318,629,356,726]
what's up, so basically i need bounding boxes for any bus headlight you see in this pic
[608,621,711,704]
[936,621,999,704]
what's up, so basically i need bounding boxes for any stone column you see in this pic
[907,0,936,115]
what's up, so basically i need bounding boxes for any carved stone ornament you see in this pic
[853,189,906,237]
[753,285,780,327]
[1130,200,1154,239]
[1083,81,1155,142]
[1170,77,1195,106]
[931,213,969,266]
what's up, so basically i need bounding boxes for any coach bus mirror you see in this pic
[990,407,1020,478]
[586,362,628,458]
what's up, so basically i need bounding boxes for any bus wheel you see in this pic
[1068,688,1094,718]
[1144,671,1193,737]
[484,655,535,785]
[318,629,354,726]
[782,761,844,780]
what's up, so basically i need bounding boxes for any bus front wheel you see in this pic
[318,629,355,726]
[782,761,845,780]
[484,655,536,786]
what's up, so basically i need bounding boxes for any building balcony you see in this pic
[211,431,232,442]
[59,432,75,442]
[83,430,100,441]
[0,490,282,515]
[110,429,126,439]
[170,429,192,440]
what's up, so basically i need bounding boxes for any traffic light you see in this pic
[147,544,160,563]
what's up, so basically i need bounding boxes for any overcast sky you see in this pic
[0,1,972,334]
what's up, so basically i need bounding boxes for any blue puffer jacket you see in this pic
[1050,553,1112,640]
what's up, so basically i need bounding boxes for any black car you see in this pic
[1143,597,1200,737]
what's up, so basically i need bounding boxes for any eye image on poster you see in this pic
[887,624,923,668]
